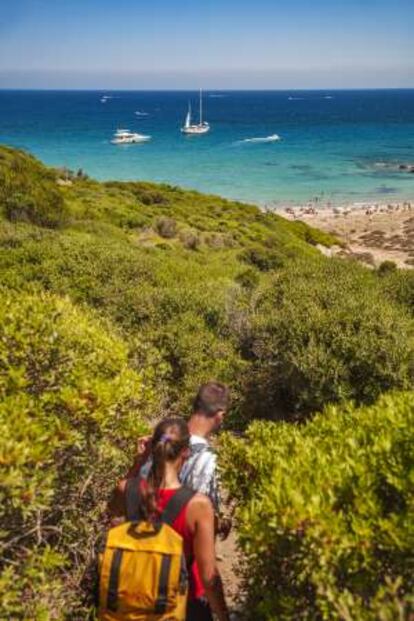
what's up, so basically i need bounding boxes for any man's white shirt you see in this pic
[140,434,221,512]
[180,435,220,512]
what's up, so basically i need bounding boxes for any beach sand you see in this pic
[281,201,414,268]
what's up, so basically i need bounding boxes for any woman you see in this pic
[111,417,230,621]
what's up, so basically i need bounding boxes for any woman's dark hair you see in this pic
[139,417,190,521]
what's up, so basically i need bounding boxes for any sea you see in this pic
[1,89,414,207]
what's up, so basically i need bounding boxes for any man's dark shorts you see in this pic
[186,597,213,621]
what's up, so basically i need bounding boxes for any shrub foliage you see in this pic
[0,289,151,619]
[221,392,414,620]
[239,259,413,420]
[0,145,68,228]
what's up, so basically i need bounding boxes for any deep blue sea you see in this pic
[1,89,414,206]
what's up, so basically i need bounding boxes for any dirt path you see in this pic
[217,530,243,608]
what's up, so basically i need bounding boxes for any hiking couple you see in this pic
[100,381,232,621]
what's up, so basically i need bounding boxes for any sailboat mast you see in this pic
[199,88,202,124]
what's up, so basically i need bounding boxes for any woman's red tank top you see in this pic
[156,488,204,600]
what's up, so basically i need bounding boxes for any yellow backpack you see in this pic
[99,480,195,621]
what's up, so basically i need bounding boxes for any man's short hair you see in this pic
[193,381,230,417]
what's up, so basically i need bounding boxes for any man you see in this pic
[108,381,232,621]
[180,381,229,516]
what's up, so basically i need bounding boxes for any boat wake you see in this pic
[135,111,149,116]
[240,134,281,144]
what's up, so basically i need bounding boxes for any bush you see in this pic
[240,259,414,420]
[241,245,285,271]
[0,146,68,228]
[377,260,398,276]
[221,392,414,620]
[235,268,260,290]
[155,216,177,238]
[0,289,152,619]
[179,228,200,250]
[379,268,414,317]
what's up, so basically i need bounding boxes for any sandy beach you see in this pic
[281,201,414,268]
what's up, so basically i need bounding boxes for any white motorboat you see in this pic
[181,89,210,135]
[111,129,151,144]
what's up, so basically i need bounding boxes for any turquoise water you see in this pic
[1,89,414,205]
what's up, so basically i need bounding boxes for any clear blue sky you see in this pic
[1,0,413,89]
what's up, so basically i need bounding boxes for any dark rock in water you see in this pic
[377,186,397,194]
[399,164,408,170]
[290,164,312,172]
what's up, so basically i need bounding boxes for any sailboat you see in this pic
[181,89,210,135]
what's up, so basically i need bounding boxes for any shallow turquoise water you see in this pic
[1,89,413,205]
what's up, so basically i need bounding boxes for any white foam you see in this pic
[135,111,149,116]
[241,134,281,144]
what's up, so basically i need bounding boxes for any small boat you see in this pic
[111,129,151,144]
[181,89,210,135]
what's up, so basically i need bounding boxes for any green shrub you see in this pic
[179,228,200,250]
[155,216,177,238]
[377,260,398,276]
[221,392,414,620]
[0,289,152,619]
[235,268,260,290]
[0,145,68,228]
[240,259,414,420]
[0,221,248,414]
[379,268,414,317]
[241,244,285,271]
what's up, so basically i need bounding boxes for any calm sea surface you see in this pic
[1,89,414,206]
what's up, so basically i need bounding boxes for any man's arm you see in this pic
[188,495,230,621]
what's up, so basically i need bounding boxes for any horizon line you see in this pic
[1,87,414,92]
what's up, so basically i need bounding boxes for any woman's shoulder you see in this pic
[187,491,214,518]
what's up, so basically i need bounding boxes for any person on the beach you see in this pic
[111,416,231,621]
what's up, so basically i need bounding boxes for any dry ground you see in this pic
[283,203,414,268]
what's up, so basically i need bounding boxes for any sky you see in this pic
[0,0,413,89]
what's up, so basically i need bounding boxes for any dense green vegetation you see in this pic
[0,289,150,618]
[0,145,413,619]
[239,259,413,420]
[221,392,414,620]
[0,145,68,227]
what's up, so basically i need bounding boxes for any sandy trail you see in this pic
[216,529,244,611]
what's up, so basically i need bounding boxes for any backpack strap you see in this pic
[161,487,196,526]
[125,476,142,522]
